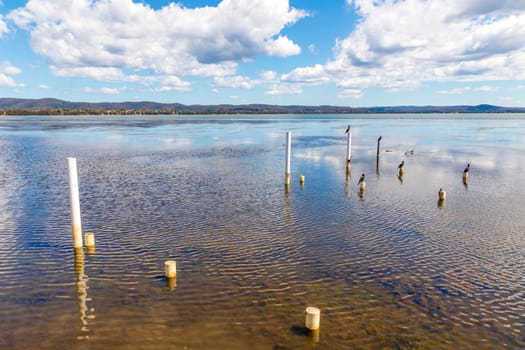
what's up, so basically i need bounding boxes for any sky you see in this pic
[0,0,525,107]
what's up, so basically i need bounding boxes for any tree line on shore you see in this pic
[1,98,524,115]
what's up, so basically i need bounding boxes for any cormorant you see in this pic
[398,160,404,169]
[464,163,470,173]
[345,125,350,134]
[357,173,365,185]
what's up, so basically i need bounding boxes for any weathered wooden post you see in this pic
[346,126,352,167]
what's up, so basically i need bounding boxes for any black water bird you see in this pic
[398,160,405,169]
[378,136,382,142]
[357,173,365,185]
[345,125,351,134]
[464,163,470,173]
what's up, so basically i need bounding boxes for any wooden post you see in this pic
[438,188,446,201]
[346,129,352,166]
[67,157,83,249]
[299,175,305,185]
[285,131,291,185]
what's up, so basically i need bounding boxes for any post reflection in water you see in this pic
[166,276,177,291]
[283,185,293,229]
[74,247,95,340]
[345,167,351,196]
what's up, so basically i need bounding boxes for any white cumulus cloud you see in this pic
[0,14,8,37]
[260,70,277,82]
[289,0,525,98]
[0,61,21,87]
[265,83,302,95]
[213,75,256,89]
[437,85,498,95]
[156,76,192,92]
[83,86,125,95]
[281,64,329,85]
[7,0,306,86]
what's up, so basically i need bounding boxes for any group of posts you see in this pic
[284,127,459,203]
[68,157,177,289]
[67,155,316,335]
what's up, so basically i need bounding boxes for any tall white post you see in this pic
[285,131,291,185]
[68,157,83,248]
[346,131,352,165]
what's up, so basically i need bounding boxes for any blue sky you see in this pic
[1,0,524,106]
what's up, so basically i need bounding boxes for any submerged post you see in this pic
[285,131,291,185]
[68,157,83,249]
[346,127,352,167]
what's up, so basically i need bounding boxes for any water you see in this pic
[0,114,524,349]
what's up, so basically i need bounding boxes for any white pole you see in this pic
[285,131,291,185]
[68,157,83,248]
[346,131,352,165]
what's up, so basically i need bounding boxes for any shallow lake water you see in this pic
[0,114,524,349]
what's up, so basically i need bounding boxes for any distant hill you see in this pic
[1,98,524,115]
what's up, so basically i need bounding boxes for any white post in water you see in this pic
[68,157,83,248]
[85,232,95,248]
[165,260,177,278]
[305,307,320,331]
[346,130,352,166]
[285,131,291,185]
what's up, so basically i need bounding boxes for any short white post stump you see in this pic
[305,306,320,331]
[165,260,177,278]
[84,232,95,247]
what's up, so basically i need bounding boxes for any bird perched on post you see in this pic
[463,163,470,183]
[378,136,382,142]
[345,125,350,134]
[358,173,366,191]
[398,161,404,169]
[357,173,365,185]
